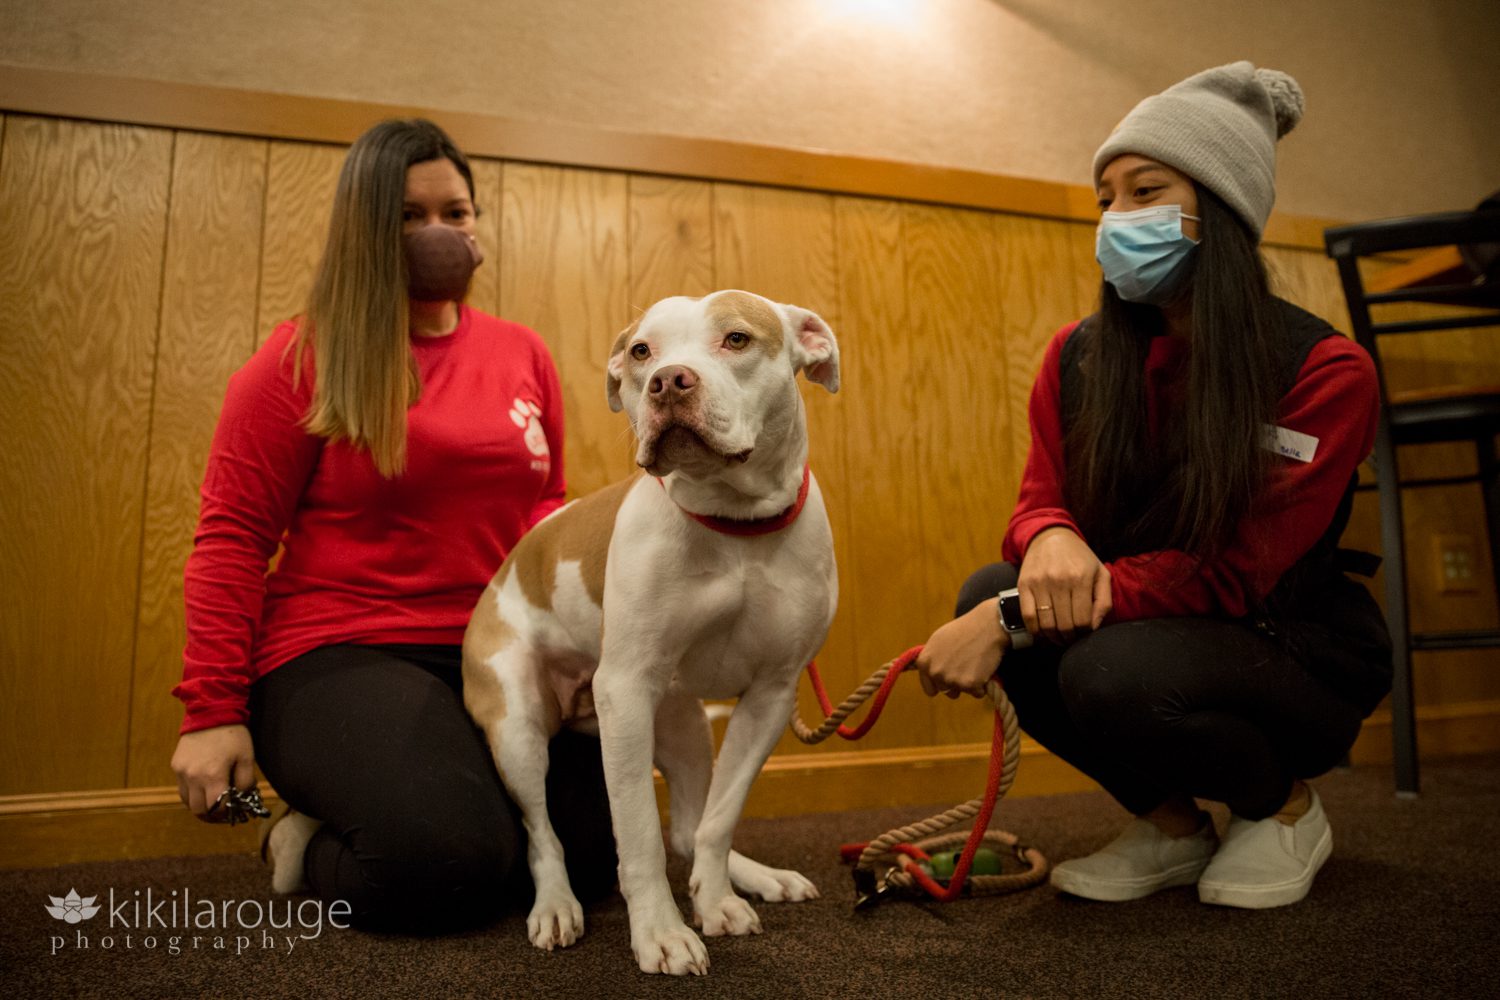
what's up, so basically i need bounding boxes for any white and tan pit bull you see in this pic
[462,290,840,976]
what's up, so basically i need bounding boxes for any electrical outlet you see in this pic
[1432,533,1480,594]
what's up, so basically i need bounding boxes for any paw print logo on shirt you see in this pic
[509,398,551,460]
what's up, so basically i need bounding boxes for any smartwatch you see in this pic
[996,588,1033,649]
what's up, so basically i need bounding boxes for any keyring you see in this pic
[211,785,271,825]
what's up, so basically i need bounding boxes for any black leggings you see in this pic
[248,644,617,931]
[959,564,1365,819]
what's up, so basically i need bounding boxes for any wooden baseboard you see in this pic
[4,702,1496,870]
[1347,698,1500,763]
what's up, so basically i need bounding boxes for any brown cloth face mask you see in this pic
[404,225,484,302]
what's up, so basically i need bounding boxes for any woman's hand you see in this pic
[916,597,1008,699]
[1017,526,1113,644]
[170,725,257,823]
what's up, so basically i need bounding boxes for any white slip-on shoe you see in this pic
[260,806,322,895]
[1050,817,1218,902]
[1198,786,1332,909]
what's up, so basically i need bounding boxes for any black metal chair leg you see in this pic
[1377,433,1420,796]
[1478,433,1500,602]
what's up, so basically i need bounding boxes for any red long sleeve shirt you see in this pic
[1003,320,1379,622]
[173,307,566,733]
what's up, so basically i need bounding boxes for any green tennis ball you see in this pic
[971,848,1004,875]
[929,852,958,879]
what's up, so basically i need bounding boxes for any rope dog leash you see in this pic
[791,646,1048,907]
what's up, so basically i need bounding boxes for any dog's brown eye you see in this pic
[724,331,750,350]
[630,342,651,361]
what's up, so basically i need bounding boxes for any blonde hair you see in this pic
[294,119,476,477]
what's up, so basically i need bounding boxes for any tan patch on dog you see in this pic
[509,476,639,612]
[461,591,515,727]
[610,316,642,362]
[708,291,784,358]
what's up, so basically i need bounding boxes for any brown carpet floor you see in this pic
[4,754,1497,1000]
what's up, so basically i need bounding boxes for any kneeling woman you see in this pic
[917,63,1391,909]
[170,119,616,929]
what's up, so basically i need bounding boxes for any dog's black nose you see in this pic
[649,365,699,398]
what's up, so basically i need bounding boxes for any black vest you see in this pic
[1057,299,1392,714]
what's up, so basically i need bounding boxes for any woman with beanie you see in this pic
[917,63,1391,909]
[168,119,617,929]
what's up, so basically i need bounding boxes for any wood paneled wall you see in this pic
[2,111,1498,815]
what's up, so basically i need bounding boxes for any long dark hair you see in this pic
[1064,185,1285,558]
[296,118,477,477]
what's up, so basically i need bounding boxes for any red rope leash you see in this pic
[802,647,1018,902]
[805,646,922,740]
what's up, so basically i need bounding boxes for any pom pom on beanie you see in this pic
[1254,67,1305,139]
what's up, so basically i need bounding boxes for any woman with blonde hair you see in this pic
[170,118,615,929]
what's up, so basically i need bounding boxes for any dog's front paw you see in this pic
[694,893,762,937]
[631,919,709,976]
[526,890,584,951]
[728,853,821,902]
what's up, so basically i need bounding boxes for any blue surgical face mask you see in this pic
[1095,204,1201,305]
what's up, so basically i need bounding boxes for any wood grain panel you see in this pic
[0,116,172,794]
[1413,650,1500,707]
[902,204,1010,747]
[627,175,715,307]
[1065,221,1104,319]
[499,163,633,498]
[993,214,1098,492]
[1264,245,1353,334]
[711,183,855,757]
[0,66,1340,252]
[256,140,344,342]
[828,195,937,750]
[466,156,503,318]
[127,132,269,788]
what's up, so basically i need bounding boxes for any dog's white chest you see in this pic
[668,559,831,699]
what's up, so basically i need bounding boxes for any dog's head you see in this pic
[606,290,840,478]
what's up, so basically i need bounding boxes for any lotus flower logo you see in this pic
[45,889,100,923]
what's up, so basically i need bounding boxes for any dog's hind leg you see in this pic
[727,849,819,903]
[690,677,819,936]
[465,641,583,952]
[652,689,713,863]
[654,692,818,904]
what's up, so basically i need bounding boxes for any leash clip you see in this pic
[851,865,901,911]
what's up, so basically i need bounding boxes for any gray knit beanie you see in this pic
[1092,61,1305,238]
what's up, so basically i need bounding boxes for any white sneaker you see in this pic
[1198,786,1332,909]
[260,806,322,895]
[1050,817,1218,902]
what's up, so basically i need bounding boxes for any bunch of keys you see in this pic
[211,785,271,826]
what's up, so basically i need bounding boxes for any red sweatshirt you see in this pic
[173,307,566,733]
[1003,320,1379,622]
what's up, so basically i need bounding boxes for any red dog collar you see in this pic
[658,464,811,537]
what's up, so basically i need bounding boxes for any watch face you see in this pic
[999,591,1025,630]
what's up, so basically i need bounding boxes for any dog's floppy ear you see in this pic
[780,305,840,393]
[606,318,641,413]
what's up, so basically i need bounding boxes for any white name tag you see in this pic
[1260,423,1319,463]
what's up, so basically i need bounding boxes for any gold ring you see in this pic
[1036,605,1052,612]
